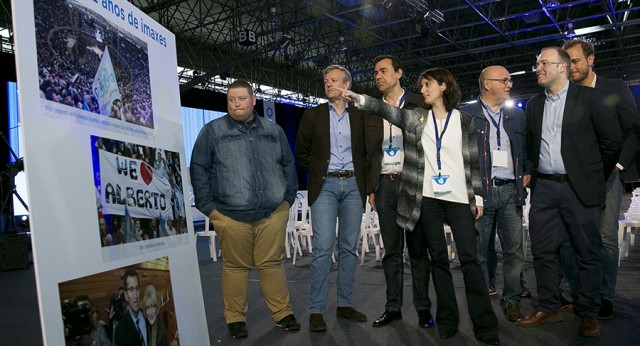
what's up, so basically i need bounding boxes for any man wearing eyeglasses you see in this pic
[461,66,528,323]
[558,39,640,321]
[115,269,148,345]
[515,47,621,338]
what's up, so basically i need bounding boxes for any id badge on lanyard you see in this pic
[492,150,508,167]
[432,110,453,196]
[483,102,508,168]
[431,174,451,195]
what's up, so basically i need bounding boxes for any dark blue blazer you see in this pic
[525,82,622,207]
[594,76,640,181]
[463,100,528,208]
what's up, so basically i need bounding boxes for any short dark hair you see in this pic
[541,46,571,77]
[562,39,594,57]
[122,269,139,289]
[373,55,402,72]
[227,79,254,96]
[417,68,461,111]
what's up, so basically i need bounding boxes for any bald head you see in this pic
[479,65,512,107]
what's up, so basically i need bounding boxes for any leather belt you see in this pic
[381,173,402,181]
[327,170,355,179]
[538,173,569,183]
[492,179,515,187]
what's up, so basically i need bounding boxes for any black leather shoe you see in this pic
[227,322,248,339]
[597,299,613,320]
[372,310,402,327]
[276,314,301,331]
[438,327,458,339]
[309,313,326,332]
[418,310,435,328]
[476,332,500,345]
[336,307,367,322]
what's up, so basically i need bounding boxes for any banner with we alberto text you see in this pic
[99,150,173,220]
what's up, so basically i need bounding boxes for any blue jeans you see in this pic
[560,172,622,302]
[600,172,623,301]
[476,182,525,308]
[309,176,364,314]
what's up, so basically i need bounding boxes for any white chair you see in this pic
[360,203,382,264]
[522,188,531,262]
[192,206,219,262]
[618,218,639,264]
[284,204,297,259]
[292,192,313,265]
[291,191,340,265]
[444,225,455,261]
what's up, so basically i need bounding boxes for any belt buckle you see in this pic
[337,171,348,179]
[383,173,398,180]
[492,179,499,187]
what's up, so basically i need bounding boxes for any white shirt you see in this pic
[421,110,469,204]
[380,92,406,174]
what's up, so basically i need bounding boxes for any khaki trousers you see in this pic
[209,201,293,324]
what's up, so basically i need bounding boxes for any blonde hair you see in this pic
[142,285,159,311]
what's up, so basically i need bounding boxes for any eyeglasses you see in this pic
[532,61,563,72]
[486,78,513,86]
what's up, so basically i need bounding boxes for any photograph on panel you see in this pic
[91,135,186,250]
[34,0,154,130]
[58,256,179,345]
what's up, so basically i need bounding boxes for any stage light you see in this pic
[338,36,347,51]
[565,22,576,38]
[545,0,560,8]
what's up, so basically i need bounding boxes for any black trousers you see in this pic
[407,197,498,334]
[529,179,602,316]
[376,178,431,313]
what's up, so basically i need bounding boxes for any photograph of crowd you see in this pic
[58,257,179,345]
[34,0,155,129]
[92,135,187,248]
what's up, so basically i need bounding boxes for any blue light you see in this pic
[517,101,523,108]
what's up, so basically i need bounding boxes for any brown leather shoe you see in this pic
[515,311,563,327]
[579,316,600,337]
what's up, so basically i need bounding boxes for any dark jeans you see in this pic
[407,197,498,334]
[559,172,623,302]
[529,179,602,317]
[486,223,497,286]
[376,179,431,313]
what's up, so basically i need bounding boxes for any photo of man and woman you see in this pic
[58,257,178,345]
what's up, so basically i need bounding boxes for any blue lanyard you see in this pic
[432,110,453,175]
[481,101,504,149]
[387,91,407,148]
